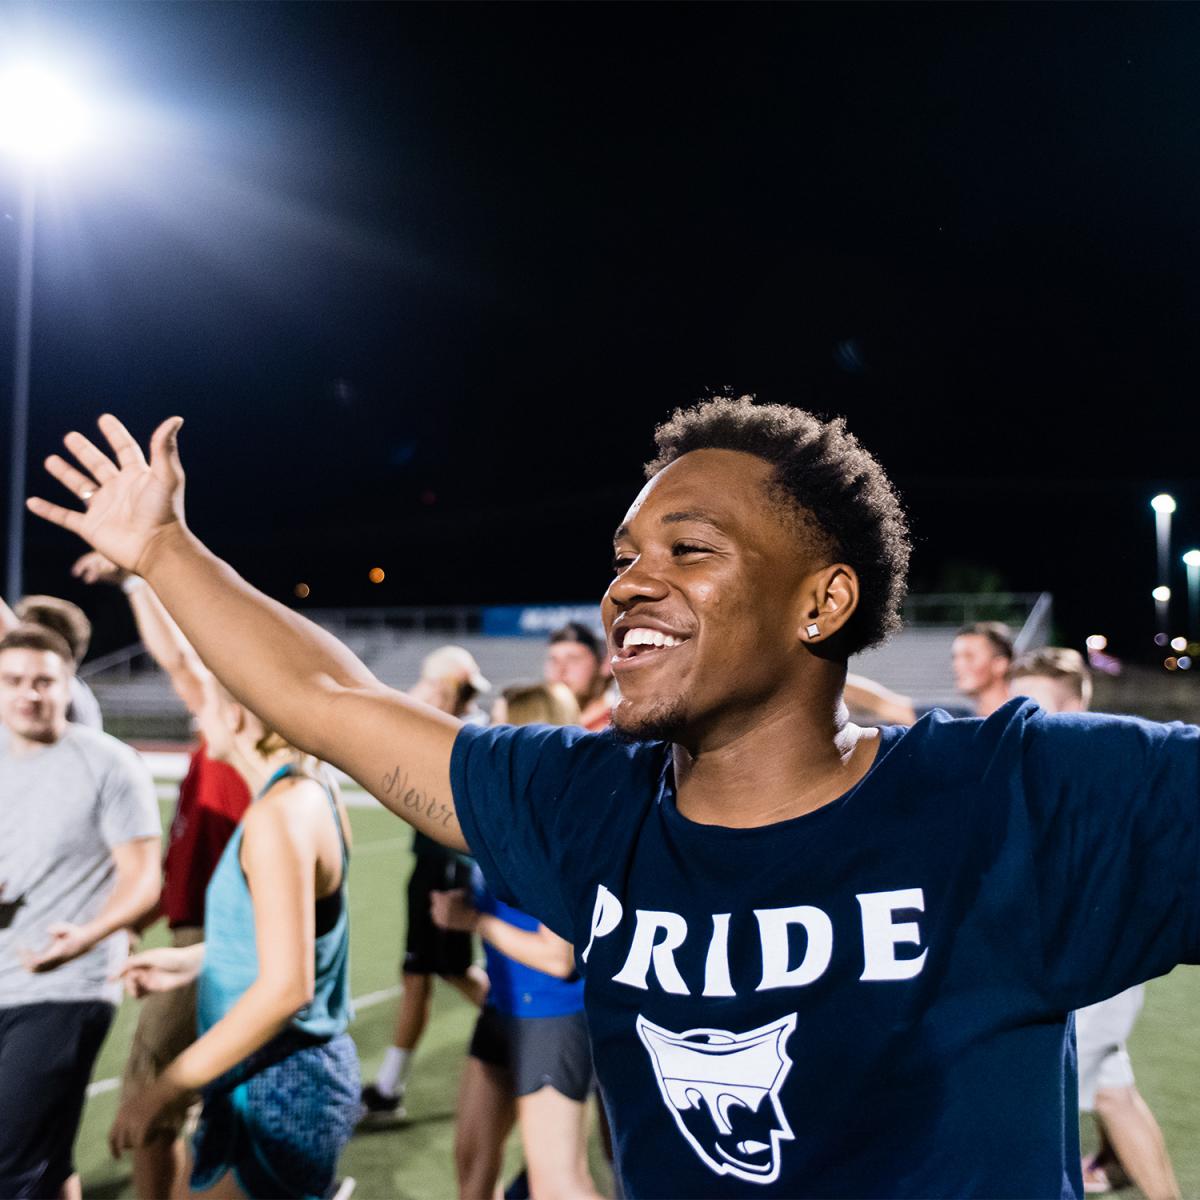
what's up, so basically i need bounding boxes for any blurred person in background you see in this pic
[1010,648,1180,1200]
[0,592,103,729]
[74,551,251,1200]
[0,624,160,1200]
[432,682,601,1200]
[360,645,490,1123]
[109,683,358,1200]
[845,620,1014,724]
[544,622,612,731]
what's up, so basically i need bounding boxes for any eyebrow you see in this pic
[613,509,727,543]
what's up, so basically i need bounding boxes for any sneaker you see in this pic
[358,1083,406,1126]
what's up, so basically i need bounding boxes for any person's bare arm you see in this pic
[431,888,576,979]
[110,784,334,1154]
[73,552,211,716]
[844,673,917,726]
[26,836,161,972]
[29,415,467,851]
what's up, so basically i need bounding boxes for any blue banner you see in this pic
[482,604,604,639]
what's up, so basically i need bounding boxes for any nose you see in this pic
[605,554,670,611]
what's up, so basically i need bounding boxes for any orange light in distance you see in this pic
[368,567,385,584]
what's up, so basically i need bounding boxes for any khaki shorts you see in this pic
[118,926,204,1140]
[1075,984,1143,1111]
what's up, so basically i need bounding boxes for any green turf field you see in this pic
[74,801,1200,1199]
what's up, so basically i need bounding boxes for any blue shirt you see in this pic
[450,700,1200,1199]
[473,865,586,1018]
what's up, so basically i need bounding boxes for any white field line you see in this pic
[85,984,402,1099]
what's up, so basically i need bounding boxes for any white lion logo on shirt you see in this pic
[636,1012,797,1186]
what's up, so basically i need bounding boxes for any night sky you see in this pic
[3,2,1200,661]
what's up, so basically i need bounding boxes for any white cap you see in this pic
[420,645,491,694]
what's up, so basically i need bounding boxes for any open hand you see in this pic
[71,550,129,587]
[26,414,187,576]
[23,922,92,972]
[115,944,204,998]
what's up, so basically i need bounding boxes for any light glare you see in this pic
[1184,549,1200,568]
[1085,634,1107,651]
[1171,636,1188,652]
[1153,585,1172,602]
[1151,493,1177,514]
[0,60,93,165]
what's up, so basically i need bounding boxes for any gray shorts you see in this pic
[469,1005,593,1101]
[1075,984,1143,1111]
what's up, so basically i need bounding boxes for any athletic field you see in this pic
[74,799,1200,1198]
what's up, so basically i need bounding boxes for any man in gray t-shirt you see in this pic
[0,624,160,1199]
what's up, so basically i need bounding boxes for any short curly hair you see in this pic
[645,395,911,655]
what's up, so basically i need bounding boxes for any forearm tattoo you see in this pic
[381,766,456,829]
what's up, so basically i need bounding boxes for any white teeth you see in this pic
[623,628,685,649]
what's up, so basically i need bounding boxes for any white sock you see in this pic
[375,1047,411,1098]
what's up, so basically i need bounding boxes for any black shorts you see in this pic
[404,853,475,977]
[0,1000,114,1197]
[468,1005,593,1102]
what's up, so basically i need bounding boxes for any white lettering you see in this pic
[857,888,927,981]
[754,906,833,990]
[703,914,735,997]
[613,910,691,994]
[582,884,624,964]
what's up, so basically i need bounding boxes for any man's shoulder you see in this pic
[60,723,150,780]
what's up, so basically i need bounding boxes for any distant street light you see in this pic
[1184,549,1200,641]
[1151,494,1176,638]
[0,56,95,600]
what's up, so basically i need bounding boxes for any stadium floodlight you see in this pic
[1185,550,1200,641]
[1150,495,1177,637]
[1,53,98,599]
[1153,586,1172,603]
[0,59,93,166]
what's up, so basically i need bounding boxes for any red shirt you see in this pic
[161,745,251,928]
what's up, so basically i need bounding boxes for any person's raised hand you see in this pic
[71,550,129,587]
[26,414,187,576]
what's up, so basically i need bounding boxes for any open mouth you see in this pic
[611,625,692,670]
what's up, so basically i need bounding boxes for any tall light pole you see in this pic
[0,58,92,600]
[1151,493,1176,638]
[1184,549,1200,643]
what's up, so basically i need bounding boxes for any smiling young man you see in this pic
[27,397,1200,1199]
[0,625,160,1200]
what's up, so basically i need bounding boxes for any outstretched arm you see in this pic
[73,552,212,716]
[30,416,466,851]
[844,673,917,726]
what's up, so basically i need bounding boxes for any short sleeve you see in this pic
[99,743,161,850]
[451,723,661,940]
[1017,705,1200,1009]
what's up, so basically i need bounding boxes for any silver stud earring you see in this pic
[806,623,820,639]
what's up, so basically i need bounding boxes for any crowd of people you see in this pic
[2,396,1198,1199]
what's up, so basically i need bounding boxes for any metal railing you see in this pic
[81,593,1052,683]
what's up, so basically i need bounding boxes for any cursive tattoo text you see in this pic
[381,766,456,829]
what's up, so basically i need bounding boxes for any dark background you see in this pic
[2,2,1198,660]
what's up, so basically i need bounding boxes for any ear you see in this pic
[796,563,860,645]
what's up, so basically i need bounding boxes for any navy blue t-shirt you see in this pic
[450,699,1200,1199]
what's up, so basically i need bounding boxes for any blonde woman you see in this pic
[108,684,358,1200]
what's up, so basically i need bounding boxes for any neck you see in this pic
[973,681,1009,717]
[672,676,880,828]
[227,743,299,796]
[5,725,64,756]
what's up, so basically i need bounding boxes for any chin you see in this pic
[612,695,689,744]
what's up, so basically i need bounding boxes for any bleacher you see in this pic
[83,594,1051,742]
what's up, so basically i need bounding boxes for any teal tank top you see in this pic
[197,763,352,1039]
